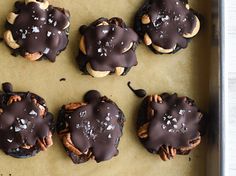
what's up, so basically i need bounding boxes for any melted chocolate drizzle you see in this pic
[137,93,203,153]
[6,1,70,62]
[134,0,199,52]
[77,17,139,74]
[57,90,125,163]
[127,81,147,98]
[0,83,54,158]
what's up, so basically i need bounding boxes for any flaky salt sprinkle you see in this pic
[179,109,186,115]
[29,110,37,116]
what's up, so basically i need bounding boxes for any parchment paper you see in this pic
[0,0,211,175]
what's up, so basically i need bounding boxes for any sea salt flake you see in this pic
[47,31,52,37]
[40,17,46,21]
[107,125,114,130]
[167,120,171,125]
[43,48,50,54]
[102,30,109,34]
[79,111,86,118]
[161,125,166,129]
[105,117,110,121]
[29,110,37,116]
[162,15,170,22]
[48,19,53,24]
[22,33,26,39]
[20,119,26,124]
[172,118,178,122]
[20,124,27,129]
[108,134,112,138]
[179,110,186,115]
[98,48,102,53]
[7,139,13,143]
[15,127,21,132]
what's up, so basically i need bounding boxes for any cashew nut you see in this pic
[141,14,151,24]
[115,67,125,76]
[183,16,200,38]
[79,36,86,55]
[4,30,20,49]
[7,12,18,24]
[144,33,152,46]
[152,44,176,54]
[86,63,110,78]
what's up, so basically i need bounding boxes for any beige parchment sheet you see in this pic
[0,0,211,175]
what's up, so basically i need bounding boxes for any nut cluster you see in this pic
[0,92,53,157]
[78,17,138,78]
[4,0,70,62]
[137,93,203,161]
[135,0,201,54]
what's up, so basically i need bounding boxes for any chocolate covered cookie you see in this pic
[57,90,125,163]
[77,17,139,78]
[134,0,200,54]
[137,93,204,161]
[4,0,70,62]
[0,83,54,158]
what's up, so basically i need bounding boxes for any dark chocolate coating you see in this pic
[77,17,139,74]
[137,93,203,154]
[6,1,70,62]
[0,83,54,158]
[134,0,199,53]
[57,90,125,163]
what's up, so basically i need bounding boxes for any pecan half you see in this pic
[178,136,201,153]
[64,103,86,111]
[7,95,22,105]
[32,98,46,117]
[62,133,82,156]
[148,94,162,119]
[37,132,53,151]
[159,145,177,161]
[138,122,149,139]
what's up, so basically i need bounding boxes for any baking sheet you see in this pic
[0,0,212,175]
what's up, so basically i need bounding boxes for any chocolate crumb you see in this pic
[60,78,66,82]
